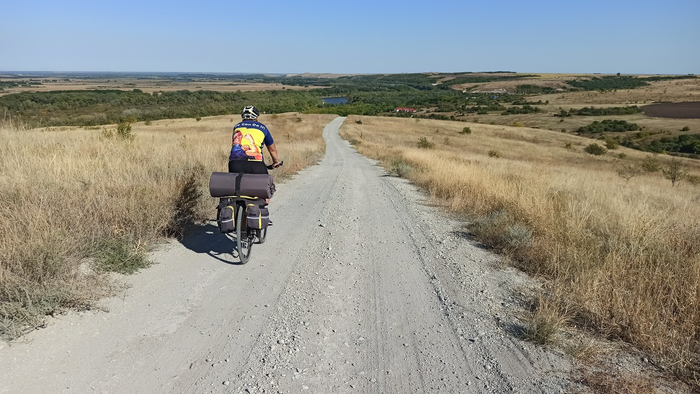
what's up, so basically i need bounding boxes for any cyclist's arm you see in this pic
[267,143,280,167]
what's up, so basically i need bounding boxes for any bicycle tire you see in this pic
[236,205,253,264]
[257,227,267,244]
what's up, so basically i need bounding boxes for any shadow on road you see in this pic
[179,222,243,265]
[451,229,492,252]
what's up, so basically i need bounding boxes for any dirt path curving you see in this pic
[0,117,573,393]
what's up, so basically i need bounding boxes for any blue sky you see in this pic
[1,0,698,74]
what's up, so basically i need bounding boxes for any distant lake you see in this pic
[320,97,348,105]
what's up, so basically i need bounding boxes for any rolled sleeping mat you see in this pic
[209,172,275,199]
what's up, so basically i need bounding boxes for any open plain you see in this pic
[0,74,319,97]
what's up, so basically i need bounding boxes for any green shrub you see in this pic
[644,134,700,154]
[578,119,639,133]
[617,163,642,181]
[488,150,501,158]
[471,210,510,248]
[101,128,115,139]
[662,158,687,187]
[471,210,530,253]
[641,156,661,172]
[116,122,133,140]
[502,105,542,115]
[523,297,569,345]
[92,236,151,275]
[604,137,620,150]
[686,173,700,185]
[504,224,533,252]
[571,106,642,116]
[555,108,571,118]
[584,143,607,155]
[566,76,649,91]
[417,137,435,149]
[461,127,472,134]
[681,126,690,131]
[390,158,413,178]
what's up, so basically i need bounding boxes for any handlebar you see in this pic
[267,161,284,170]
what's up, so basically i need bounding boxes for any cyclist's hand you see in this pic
[267,161,283,170]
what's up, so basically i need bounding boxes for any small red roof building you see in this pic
[394,107,416,113]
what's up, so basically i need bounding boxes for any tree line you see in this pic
[566,75,697,91]
[623,134,700,156]
[0,82,532,127]
[569,106,642,116]
[577,119,640,133]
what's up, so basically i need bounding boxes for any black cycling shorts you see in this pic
[228,160,269,174]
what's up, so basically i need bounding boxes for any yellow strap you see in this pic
[218,195,260,200]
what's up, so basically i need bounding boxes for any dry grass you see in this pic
[580,371,658,394]
[341,115,700,383]
[0,113,334,338]
[534,78,700,105]
[523,293,571,345]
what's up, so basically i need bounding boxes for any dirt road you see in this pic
[0,117,572,393]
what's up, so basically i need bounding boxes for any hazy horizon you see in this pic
[0,70,695,76]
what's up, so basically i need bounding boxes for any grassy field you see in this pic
[340,115,700,384]
[453,77,700,132]
[0,113,335,338]
[442,77,700,162]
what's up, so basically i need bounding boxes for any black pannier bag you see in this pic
[217,199,236,233]
[246,204,270,230]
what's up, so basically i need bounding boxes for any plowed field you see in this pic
[642,102,700,118]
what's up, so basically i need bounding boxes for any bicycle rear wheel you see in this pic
[257,227,267,244]
[236,205,253,264]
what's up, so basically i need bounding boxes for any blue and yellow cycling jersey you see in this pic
[229,120,275,162]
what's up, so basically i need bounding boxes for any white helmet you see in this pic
[241,105,259,120]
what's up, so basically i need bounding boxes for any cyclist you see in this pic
[229,105,281,174]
